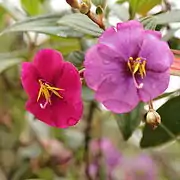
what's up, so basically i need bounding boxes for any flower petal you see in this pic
[33,49,64,82]
[84,44,123,91]
[116,20,143,30]
[21,62,40,99]
[26,100,83,128]
[145,30,161,39]
[138,70,170,101]
[56,61,82,102]
[95,73,139,113]
[52,100,83,128]
[139,34,174,72]
[99,20,144,60]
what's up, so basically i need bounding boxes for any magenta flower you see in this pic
[21,49,83,128]
[84,20,174,113]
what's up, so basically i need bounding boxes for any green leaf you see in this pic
[141,10,180,28]
[42,36,80,55]
[92,0,107,8]
[35,168,54,179]
[0,52,23,73]
[21,0,42,16]
[129,0,162,18]
[114,103,144,140]
[140,96,180,148]
[0,0,26,20]
[116,0,127,4]
[1,13,103,37]
[82,86,95,101]
[57,13,104,37]
[140,16,157,30]
[109,3,129,21]
[66,51,84,67]
[155,10,180,24]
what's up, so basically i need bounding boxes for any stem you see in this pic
[86,11,105,30]
[148,100,154,110]
[84,101,96,180]
[159,123,180,144]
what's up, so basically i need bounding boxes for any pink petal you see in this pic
[139,34,174,72]
[33,49,64,82]
[138,70,170,102]
[84,44,123,91]
[52,100,83,128]
[26,99,83,128]
[21,62,40,99]
[95,73,139,113]
[56,61,82,102]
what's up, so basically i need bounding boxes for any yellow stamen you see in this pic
[128,57,146,79]
[128,57,147,89]
[37,79,64,107]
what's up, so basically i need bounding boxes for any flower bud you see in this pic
[80,0,91,14]
[66,0,80,9]
[146,109,161,129]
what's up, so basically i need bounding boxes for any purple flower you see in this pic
[119,154,157,180]
[84,20,174,113]
[21,49,83,128]
[89,138,121,179]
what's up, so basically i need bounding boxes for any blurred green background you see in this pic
[0,0,180,179]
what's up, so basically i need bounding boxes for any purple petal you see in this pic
[95,73,139,113]
[139,34,174,72]
[145,30,161,39]
[138,70,170,101]
[33,49,64,83]
[99,26,116,43]
[21,62,40,99]
[84,44,122,91]
[116,20,143,30]
[99,20,144,60]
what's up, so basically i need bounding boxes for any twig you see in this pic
[159,123,180,145]
[86,11,105,30]
[84,101,96,180]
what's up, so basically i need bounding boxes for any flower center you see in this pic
[127,57,146,89]
[37,79,64,109]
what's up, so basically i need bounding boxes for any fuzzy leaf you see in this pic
[1,13,103,37]
[115,103,144,140]
[155,10,180,24]
[0,52,24,73]
[140,96,180,148]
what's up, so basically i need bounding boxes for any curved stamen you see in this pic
[37,79,64,109]
[128,57,146,89]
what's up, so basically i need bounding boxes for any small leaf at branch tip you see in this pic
[80,0,91,14]
[96,6,103,15]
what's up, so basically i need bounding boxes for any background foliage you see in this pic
[0,0,180,179]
